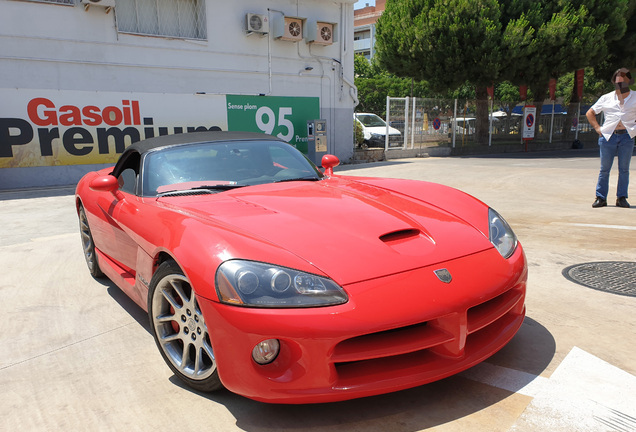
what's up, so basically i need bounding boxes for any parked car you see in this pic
[450,117,476,135]
[76,131,527,404]
[354,113,402,148]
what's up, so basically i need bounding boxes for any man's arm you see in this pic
[586,108,602,136]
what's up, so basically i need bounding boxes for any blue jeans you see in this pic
[596,133,635,199]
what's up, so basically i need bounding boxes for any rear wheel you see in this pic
[148,260,222,392]
[78,205,104,278]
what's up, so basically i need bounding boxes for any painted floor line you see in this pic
[553,222,636,231]
[460,362,549,397]
[464,347,636,431]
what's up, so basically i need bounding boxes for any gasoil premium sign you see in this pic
[0,89,319,168]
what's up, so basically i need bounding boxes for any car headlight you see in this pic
[488,208,518,259]
[215,260,348,308]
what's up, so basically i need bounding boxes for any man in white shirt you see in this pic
[586,67,636,208]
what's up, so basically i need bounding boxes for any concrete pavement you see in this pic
[1,149,635,431]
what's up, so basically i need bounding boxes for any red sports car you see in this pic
[75,131,527,404]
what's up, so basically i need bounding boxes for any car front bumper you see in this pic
[198,246,527,403]
[367,134,401,148]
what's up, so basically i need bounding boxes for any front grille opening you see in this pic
[329,284,525,391]
[332,320,455,365]
[467,288,522,334]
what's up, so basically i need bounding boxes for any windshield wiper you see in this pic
[191,184,246,190]
[157,184,245,197]
[274,176,321,183]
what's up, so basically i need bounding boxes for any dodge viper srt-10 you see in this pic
[75,131,527,404]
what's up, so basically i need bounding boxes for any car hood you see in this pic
[164,177,493,285]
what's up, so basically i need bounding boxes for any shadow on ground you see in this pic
[163,317,555,432]
[0,186,76,201]
[103,279,152,333]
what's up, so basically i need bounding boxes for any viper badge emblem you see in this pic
[434,269,452,284]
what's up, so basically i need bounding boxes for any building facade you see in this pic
[0,0,357,189]
[353,0,384,59]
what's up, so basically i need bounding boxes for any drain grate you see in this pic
[563,262,636,297]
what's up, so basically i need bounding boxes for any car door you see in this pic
[91,157,142,275]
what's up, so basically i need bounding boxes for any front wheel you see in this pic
[78,205,104,278]
[148,260,222,392]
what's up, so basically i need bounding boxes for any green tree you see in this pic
[502,1,628,137]
[354,54,435,115]
[375,0,630,144]
[354,54,373,78]
[557,67,612,105]
[375,0,503,143]
[594,0,636,78]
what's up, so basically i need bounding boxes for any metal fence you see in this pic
[382,96,596,152]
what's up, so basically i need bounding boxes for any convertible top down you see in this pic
[76,131,527,403]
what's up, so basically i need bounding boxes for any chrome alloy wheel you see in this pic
[151,272,217,383]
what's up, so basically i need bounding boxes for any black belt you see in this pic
[614,129,628,135]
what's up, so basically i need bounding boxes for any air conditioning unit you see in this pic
[305,20,336,45]
[246,13,269,34]
[81,0,116,11]
[315,22,334,45]
[272,16,304,42]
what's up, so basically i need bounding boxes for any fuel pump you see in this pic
[307,119,327,166]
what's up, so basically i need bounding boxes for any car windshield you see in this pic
[142,140,323,196]
[356,114,386,127]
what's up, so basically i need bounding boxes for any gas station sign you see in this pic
[0,89,319,168]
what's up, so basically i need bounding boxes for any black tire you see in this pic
[78,205,104,278]
[148,260,222,392]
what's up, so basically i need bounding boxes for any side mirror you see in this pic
[89,175,120,196]
[321,154,340,177]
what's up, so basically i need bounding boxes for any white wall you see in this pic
[0,0,357,189]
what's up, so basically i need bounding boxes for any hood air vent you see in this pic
[379,229,421,244]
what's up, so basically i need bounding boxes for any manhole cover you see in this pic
[562,262,636,297]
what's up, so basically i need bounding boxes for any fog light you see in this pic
[252,339,280,365]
